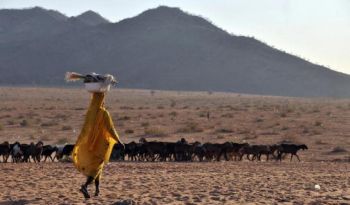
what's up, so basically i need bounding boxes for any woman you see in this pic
[72,92,122,199]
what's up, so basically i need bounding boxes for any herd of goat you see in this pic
[0,138,308,163]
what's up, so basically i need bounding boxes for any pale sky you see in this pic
[1,0,350,75]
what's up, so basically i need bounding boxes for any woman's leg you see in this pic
[80,176,94,199]
[95,174,101,196]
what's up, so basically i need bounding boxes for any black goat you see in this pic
[277,144,308,162]
[0,141,11,163]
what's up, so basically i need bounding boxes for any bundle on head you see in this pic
[65,72,86,82]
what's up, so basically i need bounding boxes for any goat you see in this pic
[0,141,11,163]
[276,144,308,162]
[60,144,75,160]
[42,145,58,162]
[11,142,23,163]
[31,141,44,163]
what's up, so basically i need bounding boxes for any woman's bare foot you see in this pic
[80,185,90,199]
[94,189,100,197]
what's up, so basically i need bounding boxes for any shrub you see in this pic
[255,118,264,123]
[315,140,327,145]
[0,124,3,131]
[29,135,36,140]
[177,122,203,133]
[216,128,234,133]
[329,147,348,154]
[20,119,29,127]
[125,129,134,134]
[120,106,134,110]
[7,120,15,125]
[141,122,150,127]
[169,111,177,117]
[41,121,58,127]
[170,100,176,108]
[281,126,289,131]
[221,113,234,118]
[56,137,69,144]
[119,116,131,121]
[144,127,165,137]
[62,125,72,131]
[314,121,322,126]
[199,112,207,118]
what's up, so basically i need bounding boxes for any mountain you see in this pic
[74,10,109,26]
[0,6,349,97]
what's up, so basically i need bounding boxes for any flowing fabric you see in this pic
[72,92,120,179]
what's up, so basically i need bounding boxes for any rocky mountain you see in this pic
[0,6,349,97]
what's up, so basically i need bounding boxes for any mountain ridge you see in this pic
[0,6,349,97]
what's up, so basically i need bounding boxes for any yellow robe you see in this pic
[72,92,120,179]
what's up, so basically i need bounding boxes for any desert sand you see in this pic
[0,87,349,204]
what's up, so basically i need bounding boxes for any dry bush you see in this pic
[144,127,165,137]
[41,121,58,127]
[312,108,320,113]
[169,111,177,117]
[0,124,3,131]
[26,112,39,119]
[118,116,131,121]
[311,129,322,135]
[170,100,176,108]
[125,129,134,134]
[177,122,203,133]
[56,137,69,144]
[62,125,72,131]
[242,135,258,140]
[20,119,30,127]
[255,118,264,123]
[221,113,234,118]
[328,147,348,154]
[7,120,15,125]
[237,129,250,134]
[45,106,56,110]
[141,122,150,127]
[315,140,327,145]
[55,114,68,120]
[157,105,164,109]
[281,126,289,131]
[0,114,11,119]
[120,106,134,110]
[216,128,234,133]
[302,127,309,134]
[198,112,207,118]
[314,121,322,126]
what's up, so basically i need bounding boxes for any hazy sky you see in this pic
[2,0,350,75]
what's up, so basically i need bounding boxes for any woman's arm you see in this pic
[104,110,124,145]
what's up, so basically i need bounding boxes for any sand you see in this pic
[0,162,349,205]
[0,87,350,204]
